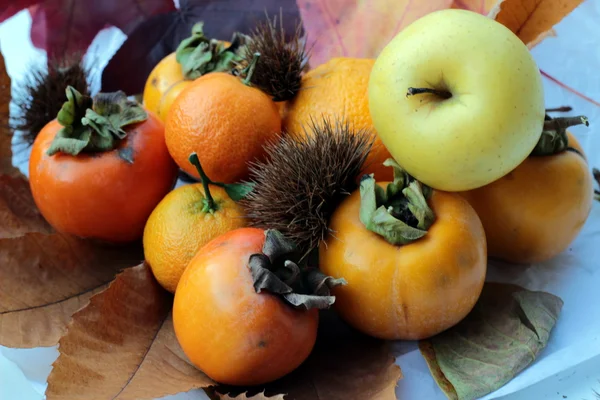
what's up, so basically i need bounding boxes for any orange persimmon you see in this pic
[143,22,242,122]
[460,116,593,264]
[173,227,344,386]
[319,160,487,340]
[29,87,178,243]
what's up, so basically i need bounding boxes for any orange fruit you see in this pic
[143,40,233,122]
[143,156,247,293]
[143,53,190,123]
[165,72,281,184]
[283,57,393,181]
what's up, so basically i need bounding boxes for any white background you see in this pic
[1,2,600,399]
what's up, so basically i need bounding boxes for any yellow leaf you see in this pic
[490,0,585,45]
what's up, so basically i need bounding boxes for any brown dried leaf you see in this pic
[0,233,142,348]
[490,0,584,45]
[219,393,286,400]
[46,263,215,400]
[0,174,53,238]
[0,51,16,177]
[213,311,402,400]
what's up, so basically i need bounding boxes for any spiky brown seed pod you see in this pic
[242,116,375,256]
[11,56,90,145]
[242,13,307,101]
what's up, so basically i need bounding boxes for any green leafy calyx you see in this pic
[249,229,346,310]
[360,158,435,245]
[46,86,147,157]
[175,22,250,80]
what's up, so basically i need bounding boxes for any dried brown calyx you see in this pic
[360,159,435,245]
[531,114,589,157]
[241,12,308,101]
[11,55,90,145]
[249,229,346,309]
[242,116,374,256]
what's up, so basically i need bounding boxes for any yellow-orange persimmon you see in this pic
[320,160,487,340]
[460,116,593,264]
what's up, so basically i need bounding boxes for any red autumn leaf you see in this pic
[0,0,39,23]
[101,0,301,94]
[25,0,175,59]
[296,0,452,67]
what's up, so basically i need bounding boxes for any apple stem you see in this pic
[406,87,452,99]
[545,106,572,113]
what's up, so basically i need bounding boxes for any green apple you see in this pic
[368,9,544,191]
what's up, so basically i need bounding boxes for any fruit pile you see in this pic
[25,8,592,396]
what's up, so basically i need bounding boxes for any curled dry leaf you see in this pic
[489,0,585,45]
[219,393,285,400]
[212,310,402,400]
[419,283,563,400]
[0,52,16,177]
[0,174,52,238]
[46,263,214,400]
[0,232,143,348]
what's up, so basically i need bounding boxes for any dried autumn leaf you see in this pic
[489,0,585,45]
[27,0,175,59]
[46,263,214,400]
[0,51,16,177]
[296,0,452,66]
[0,174,52,238]
[0,233,142,348]
[212,311,402,400]
[419,283,563,400]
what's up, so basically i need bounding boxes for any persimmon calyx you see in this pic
[188,152,255,213]
[175,22,250,80]
[531,115,589,156]
[46,86,147,157]
[360,158,435,246]
[248,229,346,310]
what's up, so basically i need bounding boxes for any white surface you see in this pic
[2,2,600,399]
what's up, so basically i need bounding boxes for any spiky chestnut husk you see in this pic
[241,12,307,101]
[11,56,90,145]
[241,116,375,256]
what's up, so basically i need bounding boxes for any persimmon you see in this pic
[173,228,344,386]
[319,160,487,340]
[460,116,593,264]
[165,55,281,184]
[142,22,245,122]
[29,87,178,243]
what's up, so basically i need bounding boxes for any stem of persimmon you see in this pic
[189,152,216,212]
[543,116,589,132]
[406,87,452,99]
[545,106,572,113]
[243,52,260,86]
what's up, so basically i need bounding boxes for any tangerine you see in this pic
[283,58,393,181]
[165,67,281,184]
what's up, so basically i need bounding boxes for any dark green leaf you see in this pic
[420,283,563,400]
